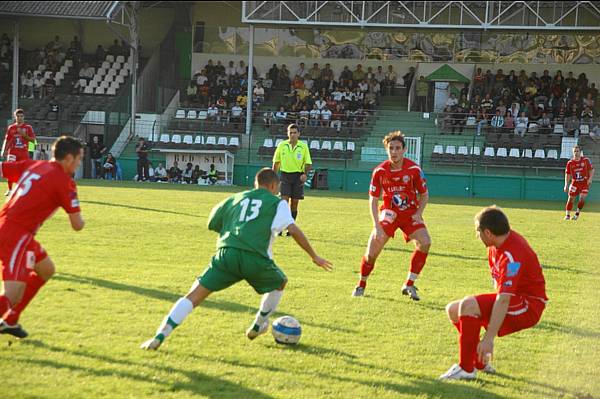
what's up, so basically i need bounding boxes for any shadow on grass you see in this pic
[536,320,600,339]
[19,340,274,399]
[541,263,596,276]
[81,200,206,219]
[55,273,357,334]
[487,371,599,399]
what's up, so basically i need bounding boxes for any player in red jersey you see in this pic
[0,136,85,339]
[440,206,548,380]
[2,109,36,195]
[564,145,594,221]
[352,131,431,301]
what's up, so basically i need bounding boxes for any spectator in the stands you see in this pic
[68,36,82,59]
[539,112,552,134]
[459,83,469,100]
[109,39,123,57]
[205,164,218,185]
[103,153,117,180]
[236,60,246,77]
[95,45,106,66]
[445,93,458,108]
[374,66,385,85]
[90,136,107,179]
[20,71,33,98]
[79,63,95,81]
[192,165,201,185]
[353,64,365,82]
[294,62,306,79]
[42,73,56,98]
[450,105,467,134]
[590,124,600,142]
[275,106,287,124]
[136,137,150,181]
[581,106,594,123]
[182,162,194,184]
[278,64,290,88]
[168,162,182,183]
[195,69,208,86]
[47,99,59,121]
[154,163,167,182]
[230,102,244,125]
[504,111,514,132]
[320,63,334,91]
[416,76,428,112]
[491,110,504,133]
[330,105,344,131]
[186,81,197,104]
[514,111,529,137]
[298,105,310,127]
[309,104,320,126]
[476,110,488,136]
[226,60,237,83]
[207,103,219,121]
[339,66,352,88]
[320,106,332,127]
[263,110,275,127]
[402,66,415,98]
[564,113,580,137]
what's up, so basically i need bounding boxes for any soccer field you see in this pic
[1,181,599,399]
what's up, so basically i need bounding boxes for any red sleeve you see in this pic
[0,160,33,183]
[414,168,428,194]
[496,252,523,296]
[58,177,81,214]
[369,168,382,197]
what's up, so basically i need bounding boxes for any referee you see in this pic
[272,123,312,236]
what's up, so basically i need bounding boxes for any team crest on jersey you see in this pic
[507,262,521,277]
[296,152,302,160]
[403,175,410,183]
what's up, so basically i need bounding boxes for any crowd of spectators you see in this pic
[184,59,414,132]
[440,68,600,139]
[143,161,219,185]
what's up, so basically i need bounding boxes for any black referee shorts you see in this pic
[280,172,304,199]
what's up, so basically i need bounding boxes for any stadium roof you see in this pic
[0,1,122,20]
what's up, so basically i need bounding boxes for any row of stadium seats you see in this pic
[431,145,567,167]
[258,138,355,160]
[153,134,240,152]
[169,119,245,133]
[266,124,368,139]
[485,132,563,148]
[80,57,131,96]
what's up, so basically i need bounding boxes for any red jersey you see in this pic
[0,159,81,234]
[488,230,548,303]
[369,158,428,213]
[565,157,593,184]
[4,123,35,155]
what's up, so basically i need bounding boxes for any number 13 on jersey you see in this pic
[239,198,262,222]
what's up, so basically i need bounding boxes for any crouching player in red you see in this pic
[352,131,431,301]
[0,136,85,338]
[564,145,594,221]
[440,206,547,380]
[2,109,36,195]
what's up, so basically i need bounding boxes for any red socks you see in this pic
[459,315,481,373]
[358,257,374,288]
[3,271,47,325]
[566,199,574,211]
[0,295,12,316]
[405,250,428,286]
[577,199,585,210]
[453,319,486,370]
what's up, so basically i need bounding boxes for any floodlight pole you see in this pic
[129,3,139,140]
[11,20,19,112]
[245,24,254,136]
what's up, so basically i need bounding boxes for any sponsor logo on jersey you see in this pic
[507,262,521,277]
[503,280,513,287]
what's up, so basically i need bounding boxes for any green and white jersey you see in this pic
[208,188,295,259]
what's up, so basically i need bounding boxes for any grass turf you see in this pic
[1,180,599,399]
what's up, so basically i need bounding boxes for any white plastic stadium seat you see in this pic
[183,135,193,145]
[483,147,495,157]
[496,148,508,157]
[445,145,456,155]
[175,109,186,119]
[106,87,117,96]
[198,110,208,120]
[115,75,125,84]
[84,86,94,94]
[194,135,204,145]
[92,74,103,83]
[275,138,283,147]
[310,140,320,150]
[509,148,520,158]
[580,125,590,135]
[107,69,117,78]
[97,68,107,76]
[553,124,564,135]
[263,138,273,148]
[321,141,332,151]
[433,145,444,154]
[523,149,533,158]
[100,81,110,89]
[466,116,476,127]
[119,69,128,76]
[171,135,182,144]
[187,110,197,119]
[217,137,228,146]
[78,79,87,88]
[457,146,468,156]
[94,87,105,95]
[229,137,239,147]
[346,142,355,152]
[101,61,111,69]
[206,136,217,145]
[333,141,344,151]
[59,65,69,74]
[160,134,170,143]
[55,72,64,81]
[110,82,120,90]
[106,55,115,63]
[470,146,481,156]
[64,59,73,68]
[112,62,122,70]
[534,149,545,159]
[547,149,558,159]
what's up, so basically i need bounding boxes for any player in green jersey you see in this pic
[141,168,332,350]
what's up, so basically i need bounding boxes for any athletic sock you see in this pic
[458,315,481,373]
[154,297,194,342]
[253,290,284,326]
[358,256,374,288]
[0,295,12,316]
[405,250,428,286]
[3,271,47,325]
[7,181,12,191]
[566,199,574,212]
[577,199,585,212]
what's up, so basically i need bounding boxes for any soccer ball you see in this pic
[272,316,302,345]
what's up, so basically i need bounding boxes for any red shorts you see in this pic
[378,208,426,242]
[0,227,47,282]
[6,150,29,163]
[476,293,545,337]
[569,182,589,197]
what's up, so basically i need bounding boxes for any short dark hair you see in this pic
[287,123,299,132]
[52,136,83,160]
[14,108,24,115]
[255,168,280,186]
[383,131,405,148]
[475,206,510,236]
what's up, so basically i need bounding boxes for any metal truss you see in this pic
[242,1,600,30]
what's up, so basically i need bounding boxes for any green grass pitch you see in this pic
[1,181,599,399]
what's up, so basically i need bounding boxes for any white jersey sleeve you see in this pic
[271,200,295,234]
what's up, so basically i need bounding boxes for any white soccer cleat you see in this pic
[564,214,571,220]
[140,337,163,351]
[478,363,496,374]
[351,286,365,297]
[246,321,269,340]
[572,214,579,221]
[439,364,477,380]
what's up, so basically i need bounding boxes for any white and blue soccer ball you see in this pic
[272,316,302,345]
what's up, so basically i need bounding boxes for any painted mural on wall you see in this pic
[200,26,600,64]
